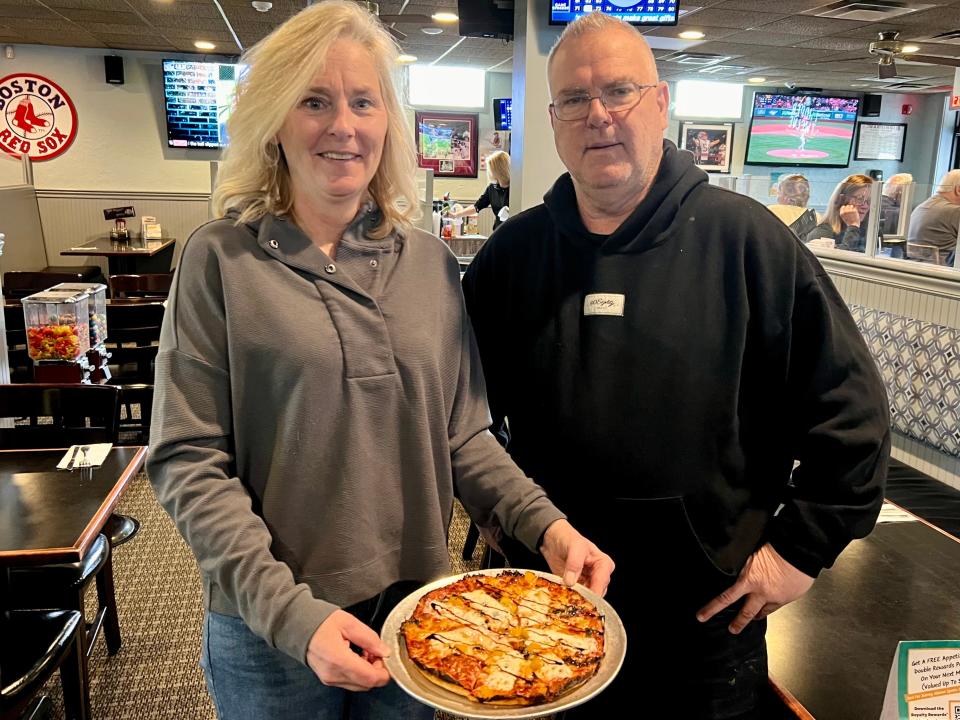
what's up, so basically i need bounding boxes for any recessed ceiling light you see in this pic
[747,77,766,83]
[679,30,705,40]
[431,12,458,23]
[421,26,443,35]
[397,54,418,64]
[194,40,216,50]
[902,45,920,53]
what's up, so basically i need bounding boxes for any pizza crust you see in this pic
[400,570,605,706]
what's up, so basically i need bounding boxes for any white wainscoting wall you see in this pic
[37,189,212,274]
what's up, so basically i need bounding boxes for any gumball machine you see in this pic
[22,290,97,383]
[48,282,111,382]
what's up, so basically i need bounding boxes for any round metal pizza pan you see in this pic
[380,568,626,719]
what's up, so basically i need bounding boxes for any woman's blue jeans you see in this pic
[200,583,435,720]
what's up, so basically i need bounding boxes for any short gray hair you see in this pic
[937,169,960,193]
[546,12,653,84]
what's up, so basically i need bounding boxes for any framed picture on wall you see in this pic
[678,121,733,173]
[854,121,907,162]
[415,111,479,178]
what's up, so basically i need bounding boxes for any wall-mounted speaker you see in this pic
[862,93,882,117]
[104,55,124,85]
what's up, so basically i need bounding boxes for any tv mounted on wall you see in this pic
[743,93,860,168]
[493,98,512,131]
[549,1,679,26]
[162,60,245,149]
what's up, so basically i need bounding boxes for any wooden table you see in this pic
[61,237,176,275]
[767,508,960,719]
[0,446,146,567]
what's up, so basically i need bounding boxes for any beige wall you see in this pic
[0,44,218,192]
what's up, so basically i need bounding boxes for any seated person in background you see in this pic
[907,169,960,265]
[766,174,811,226]
[448,150,511,231]
[807,174,873,252]
[880,173,913,236]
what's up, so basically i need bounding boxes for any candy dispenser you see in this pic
[22,291,91,362]
[48,283,108,346]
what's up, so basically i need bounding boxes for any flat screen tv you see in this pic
[550,1,679,26]
[162,60,245,149]
[493,98,512,131]
[743,93,860,168]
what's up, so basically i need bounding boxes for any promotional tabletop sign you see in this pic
[0,73,77,160]
[879,640,960,719]
[103,206,136,221]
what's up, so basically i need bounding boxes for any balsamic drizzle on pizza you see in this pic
[400,571,605,705]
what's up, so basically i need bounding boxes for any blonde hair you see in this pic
[212,0,418,239]
[486,151,510,187]
[777,174,810,208]
[824,174,873,233]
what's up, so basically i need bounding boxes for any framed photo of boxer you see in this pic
[679,122,733,173]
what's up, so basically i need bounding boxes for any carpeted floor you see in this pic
[39,470,551,720]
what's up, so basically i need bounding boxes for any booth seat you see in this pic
[850,304,960,538]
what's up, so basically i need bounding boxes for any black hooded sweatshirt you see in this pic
[462,141,889,582]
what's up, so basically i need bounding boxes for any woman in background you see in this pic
[807,174,874,252]
[147,3,613,719]
[449,150,511,230]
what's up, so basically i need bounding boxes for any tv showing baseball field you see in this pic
[744,93,860,168]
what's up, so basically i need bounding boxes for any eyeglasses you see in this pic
[550,82,657,122]
[845,196,871,208]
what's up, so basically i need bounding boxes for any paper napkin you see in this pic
[57,443,114,470]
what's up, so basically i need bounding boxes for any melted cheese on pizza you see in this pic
[400,571,604,705]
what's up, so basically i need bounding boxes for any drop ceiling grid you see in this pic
[0,0,956,88]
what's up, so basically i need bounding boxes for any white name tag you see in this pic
[583,293,625,317]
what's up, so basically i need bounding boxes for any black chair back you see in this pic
[2,271,92,300]
[109,273,173,299]
[0,383,120,449]
[105,302,164,384]
[3,303,32,383]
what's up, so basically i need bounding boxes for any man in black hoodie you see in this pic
[461,12,889,720]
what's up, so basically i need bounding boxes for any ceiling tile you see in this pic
[680,9,788,29]
[758,16,873,36]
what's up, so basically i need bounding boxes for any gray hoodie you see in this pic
[147,207,564,664]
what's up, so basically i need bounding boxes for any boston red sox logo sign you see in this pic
[0,73,77,161]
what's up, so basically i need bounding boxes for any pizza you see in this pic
[399,570,604,705]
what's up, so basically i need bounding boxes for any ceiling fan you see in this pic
[807,30,960,79]
[358,1,445,41]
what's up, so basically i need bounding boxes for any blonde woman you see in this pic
[146,3,613,719]
[449,150,511,229]
[807,174,874,252]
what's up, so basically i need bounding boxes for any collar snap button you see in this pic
[269,239,279,249]
[325,263,337,274]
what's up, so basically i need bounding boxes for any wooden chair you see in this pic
[108,273,173,299]
[2,304,32,383]
[105,302,164,443]
[8,534,119,659]
[0,609,88,720]
[2,270,100,300]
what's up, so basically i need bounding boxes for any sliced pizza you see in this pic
[400,570,604,706]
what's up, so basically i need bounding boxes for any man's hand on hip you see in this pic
[539,518,615,597]
[695,543,815,634]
